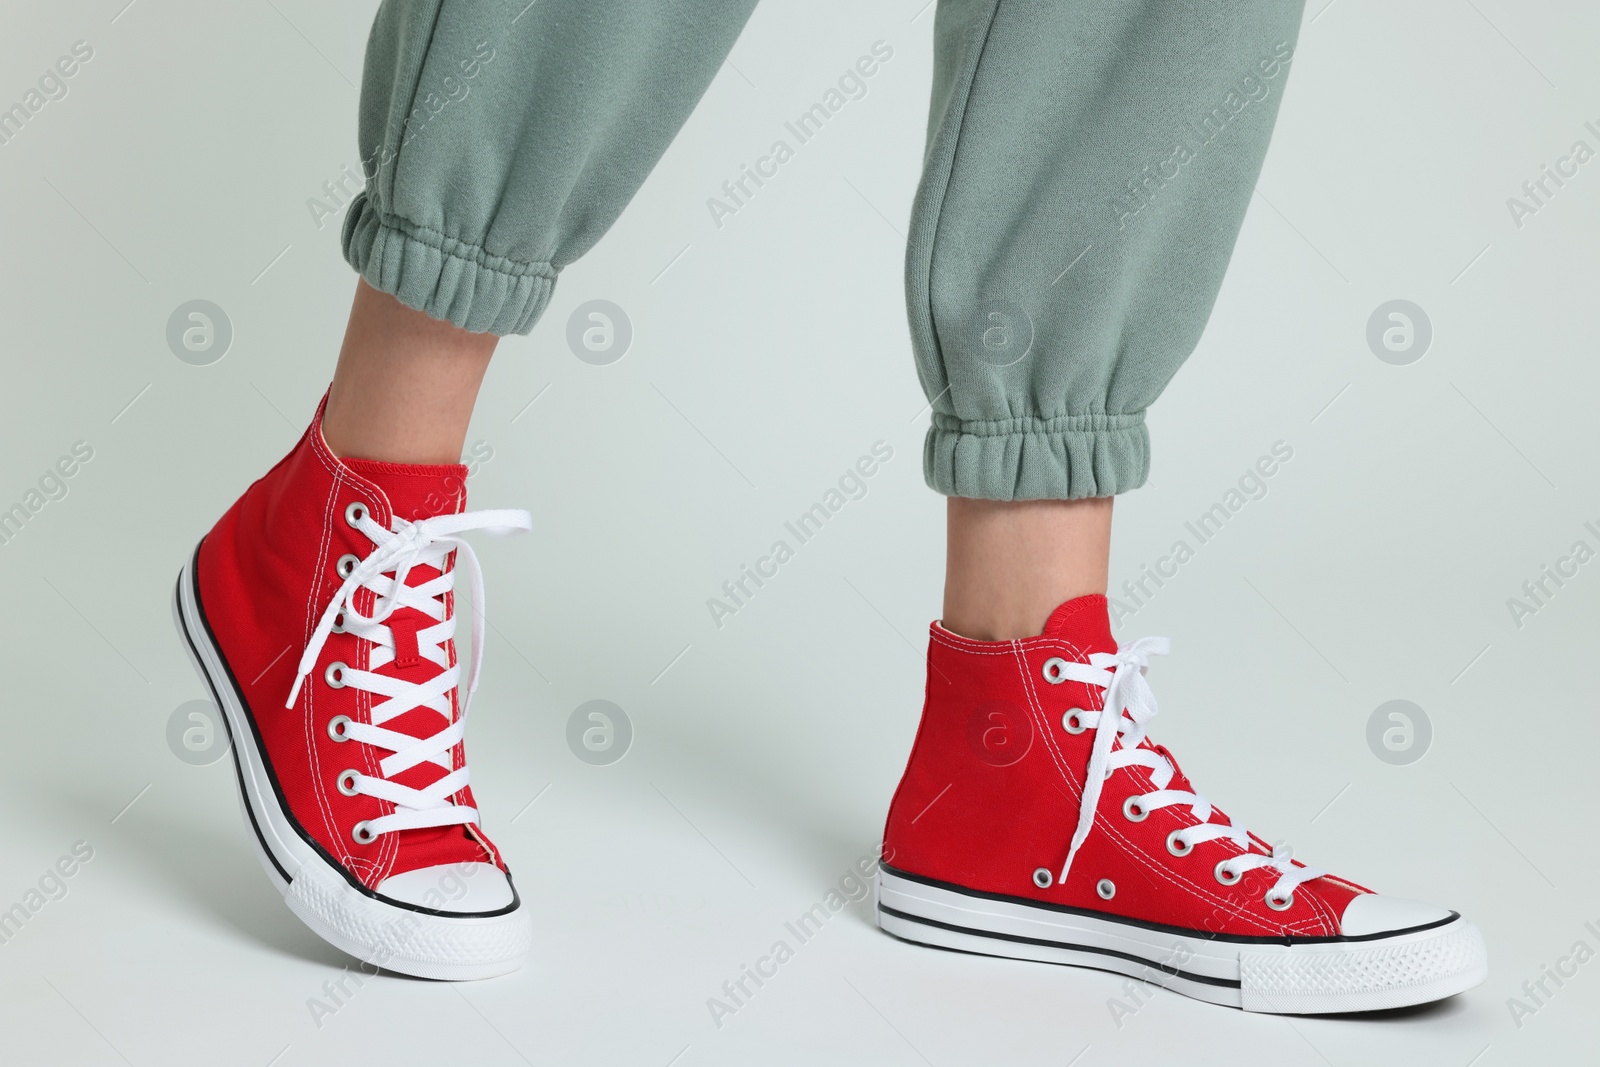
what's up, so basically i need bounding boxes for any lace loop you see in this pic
[1051,637,1323,904]
[286,505,532,842]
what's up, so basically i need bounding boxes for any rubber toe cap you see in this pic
[376,863,514,913]
[1340,894,1453,936]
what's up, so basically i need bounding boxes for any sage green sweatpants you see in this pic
[342,0,1304,500]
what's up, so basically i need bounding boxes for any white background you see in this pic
[0,0,1596,1063]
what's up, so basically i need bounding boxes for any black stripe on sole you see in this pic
[176,544,521,920]
[878,903,1242,989]
[173,568,294,886]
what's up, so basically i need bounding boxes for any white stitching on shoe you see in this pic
[287,506,532,845]
[1014,641,1288,935]
[932,627,1340,935]
[311,440,410,878]
[1040,640,1328,927]
[309,468,347,869]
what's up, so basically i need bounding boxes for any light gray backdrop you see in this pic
[0,0,1595,1064]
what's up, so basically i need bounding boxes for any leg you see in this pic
[322,280,496,465]
[880,0,1485,1014]
[911,0,1300,503]
[324,0,759,463]
[345,0,758,335]
[917,0,1300,640]
[943,496,1111,641]
[180,0,757,980]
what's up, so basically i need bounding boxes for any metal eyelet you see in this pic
[331,612,347,634]
[1122,796,1149,822]
[344,501,368,528]
[336,553,360,579]
[352,821,377,845]
[1265,890,1294,912]
[1214,861,1242,886]
[1061,710,1087,735]
[327,715,352,742]
[1166,830,1193,857]
[337,769,361,797]
[1032,867,1053,889]
[324,661,348,688]
[1096,878,1116,901]
[1041,657,1070,684]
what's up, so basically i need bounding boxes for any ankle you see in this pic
[320,395,472,466]
[321,281,497,465]
[942,496,1111,640]
[942,593,1101,642]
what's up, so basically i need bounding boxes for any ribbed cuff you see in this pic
[342,194,557,336]
[923,411,1150,500]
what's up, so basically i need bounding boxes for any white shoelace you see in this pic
[1046,637,1324,905]
[286,506,532,841]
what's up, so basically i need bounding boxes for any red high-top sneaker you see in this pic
[173,400,533,979]
[879,595,1487,1013]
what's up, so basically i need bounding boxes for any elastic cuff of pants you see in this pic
[341,195,556,336]
[923,411,1150,500]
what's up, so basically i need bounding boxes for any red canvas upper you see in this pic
[883,595,1370,937]
[196,400,503,890]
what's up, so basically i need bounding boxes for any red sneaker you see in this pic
[174,401,533,979]
[878,595,1487,1013]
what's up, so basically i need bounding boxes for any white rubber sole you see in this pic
[876,866,1487,1013]
[174,547,532,980]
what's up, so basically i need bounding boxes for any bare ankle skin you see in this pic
[942,495,1112,641]
[321,280,498,465]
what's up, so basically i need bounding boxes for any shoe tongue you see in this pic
[339,459,465,749]
[1040,594,1116,653]
[340,458,468,523]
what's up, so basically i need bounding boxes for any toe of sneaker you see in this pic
[1339,893,1454,936]
[377,863,516,913]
